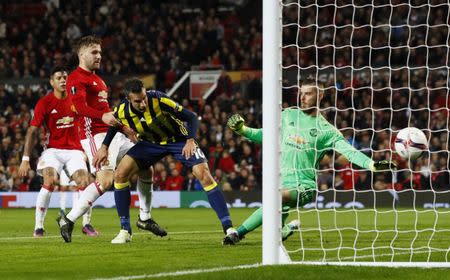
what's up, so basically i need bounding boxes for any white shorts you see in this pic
[37,148,88,178]
[81,132,134,174]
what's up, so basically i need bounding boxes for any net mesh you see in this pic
[280,0,450,263]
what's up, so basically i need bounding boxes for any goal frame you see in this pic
[261,0,450,268]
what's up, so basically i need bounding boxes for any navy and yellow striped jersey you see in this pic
[113,90,193,145]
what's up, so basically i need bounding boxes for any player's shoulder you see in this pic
[146,90,168,99]
[67,67,82,79]
[34,92,54,112]
[37,91,55,104]
[66,67,89,85]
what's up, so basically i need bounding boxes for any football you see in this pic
[394,127,428,160]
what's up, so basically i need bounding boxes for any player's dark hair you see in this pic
[73,35,102,53]
[300,76,325,93]
[50,66,68,77]
[124,78,144,95]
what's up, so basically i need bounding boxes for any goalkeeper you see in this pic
[225,78,396,244]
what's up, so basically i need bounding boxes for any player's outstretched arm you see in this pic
[227,114,263,144]
[333,139,396,171]
[18,126,39,177]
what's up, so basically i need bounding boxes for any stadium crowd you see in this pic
[0,1,448,193]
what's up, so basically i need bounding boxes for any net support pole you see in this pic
[262,0,283,265]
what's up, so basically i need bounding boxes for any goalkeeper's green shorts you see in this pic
[283,184,316,208]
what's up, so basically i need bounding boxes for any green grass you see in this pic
[0,208,448,280]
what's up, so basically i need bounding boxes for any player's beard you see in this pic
[300,105,318,115]
[90,60,101,71]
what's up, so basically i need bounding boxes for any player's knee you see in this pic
[43,178,58,188]
[96,170,114,189]
[281,189,293,203]
[72,170,90,188]
[192,163,212,183]
[114,167,129,183]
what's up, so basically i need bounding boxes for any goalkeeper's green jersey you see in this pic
[240,108,374,189]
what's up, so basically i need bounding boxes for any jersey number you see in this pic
[194,148,205,159]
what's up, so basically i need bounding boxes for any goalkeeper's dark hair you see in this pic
[300,76,325,94]
[73,35,102,53]
[123,78,144,95]
[50,66,68,77]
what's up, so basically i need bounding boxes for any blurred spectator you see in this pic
[163,169,184,191]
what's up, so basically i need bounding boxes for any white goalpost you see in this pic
[263,0,450,267]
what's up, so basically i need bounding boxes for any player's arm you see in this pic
[159,96,199,159]
[330,131,396,171]
[19,101,44,177]
[18,125,39,177]
[160,96,198,139]
[68,81,116,125]
[93,112,122,169]
[227,114,262,144]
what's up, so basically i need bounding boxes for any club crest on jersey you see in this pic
[310,128,318,137]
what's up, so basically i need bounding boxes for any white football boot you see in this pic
[111,229,132,244]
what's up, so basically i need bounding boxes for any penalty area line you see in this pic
[90,263,262,280]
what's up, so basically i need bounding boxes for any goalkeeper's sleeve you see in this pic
[240,127,263,145]
[333,139,374,170]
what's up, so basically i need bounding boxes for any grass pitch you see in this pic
[0,208,448,279]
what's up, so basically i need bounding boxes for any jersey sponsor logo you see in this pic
[286,135,307,149]
[98,90,108,102]
[289,135,307,145]
[51,109,58,114]
[56,116,75,128]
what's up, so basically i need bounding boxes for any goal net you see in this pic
[263,0,450,267]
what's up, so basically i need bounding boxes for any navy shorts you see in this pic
[126,141,207,170]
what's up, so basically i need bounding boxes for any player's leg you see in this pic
[111,155,140,244]
[232,205,291,239]
[135,167,167,237]
[169,142,237,243]
[58,170,71,216]
[64,134,115,227]
[280,186,314,241]
[230,186,314,242]
[34,167,58,237]
[34,149,64,237]
[56,149,95,242]
[191,163,237,241]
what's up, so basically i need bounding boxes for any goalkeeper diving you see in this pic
[224,78,396,244]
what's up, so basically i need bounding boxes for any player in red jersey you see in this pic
[57,36,165,243]
[18,67,90,237]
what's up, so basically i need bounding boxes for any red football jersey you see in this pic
[30,92,82,150]
[66,67,110,140]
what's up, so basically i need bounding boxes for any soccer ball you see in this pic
[394,127,428,160]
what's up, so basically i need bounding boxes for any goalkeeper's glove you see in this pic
[370,160,397,171]
[227,114,246,134]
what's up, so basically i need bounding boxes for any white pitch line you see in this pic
[91,263,262,280]
[0,230,222,241]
